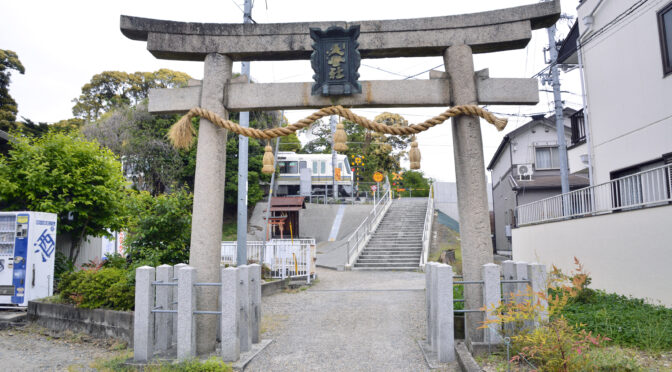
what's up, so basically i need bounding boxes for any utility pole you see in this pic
[545,20,570,211]
[236,0,253,266]
[330,115,337,200]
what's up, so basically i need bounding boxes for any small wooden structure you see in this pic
[266,197,306,240]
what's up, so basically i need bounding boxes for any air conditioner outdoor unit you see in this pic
[517,164,534,180]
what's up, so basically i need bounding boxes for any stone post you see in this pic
[501,260,515,302]
[436,264,455,362]
[133,266,155,362]
[172,263,187,347]
[430,261,439,351]
[482,263,502,344]
[248,264,261,344]
[154,264,173,352]
[444,44,494,344]
[189,53,232,354]
[237,265,251,352]
[528,263,548,325]
[514,262,529,303]
[221,267,240,361]
[425,262,435,344]
[177,266,196,360]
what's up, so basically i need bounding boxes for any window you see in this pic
[320,161,326,174]
[343,162,351,174]
[299,161,307,170]
[278,161,298,174]
[535,146,560,169]
[659,2,672,76]
[312,161,318,174]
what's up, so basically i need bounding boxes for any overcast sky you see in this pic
[1,0,582,182]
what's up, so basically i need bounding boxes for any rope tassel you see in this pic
[262,143,275,175]
[166,105,507,150]
[333,122,348,152]
[409,137,421,170]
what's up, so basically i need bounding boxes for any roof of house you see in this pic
[516,174,590,190]
[269,196,306,212]
[557,22,579,65]
[486,108,576,170]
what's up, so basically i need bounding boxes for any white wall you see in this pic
[568,142,588,174]
[510,123,570,170]
[512,205,672,307]
[579,0,672,184]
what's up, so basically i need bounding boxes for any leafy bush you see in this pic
[123,188,193,266]
[482,258,627,371]
[54,251,76,290]
[58,267,134,310]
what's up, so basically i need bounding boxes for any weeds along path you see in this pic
[247,268,456,372]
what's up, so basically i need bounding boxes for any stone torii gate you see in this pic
[121,1,560,353]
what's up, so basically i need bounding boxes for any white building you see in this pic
[487,109,588,255]
[513,0,672,306]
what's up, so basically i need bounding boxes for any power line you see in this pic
[403,63,444,80]
[361,64,419,79]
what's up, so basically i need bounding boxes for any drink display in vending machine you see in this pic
[0,212,57,307]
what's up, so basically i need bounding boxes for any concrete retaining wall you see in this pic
[27,301,134,344]
[26,278,289,345]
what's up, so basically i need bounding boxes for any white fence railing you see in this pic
[420,185,435,268]
[344,180,392,267]
[517,163,672,226]
[221,239,316,282]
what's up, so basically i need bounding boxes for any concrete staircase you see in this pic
[353,198,427,270]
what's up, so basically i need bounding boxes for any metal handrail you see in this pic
[420,184,434,268]
[345,178,392,266]
[517,163,672,226]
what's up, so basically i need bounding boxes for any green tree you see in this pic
[72,69,191,122]
[398,170,430,197]
[0,133,128,261]
[0,50,25,133]
[82,103,194,195]
[302,113,411,182]
[123,189,193,265]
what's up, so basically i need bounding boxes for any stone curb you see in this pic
[455,341,481,372]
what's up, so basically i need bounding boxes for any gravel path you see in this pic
[0,323,121,371]
[246,268,457,372]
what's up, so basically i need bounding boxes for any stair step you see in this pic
[353,262,420,268]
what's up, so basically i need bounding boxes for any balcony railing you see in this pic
[570,110,586,146]
[516,163,672,226]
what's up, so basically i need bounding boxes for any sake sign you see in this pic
[310,25,362,96]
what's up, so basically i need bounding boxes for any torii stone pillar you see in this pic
[190,53,231,354]
[445,45,493,344]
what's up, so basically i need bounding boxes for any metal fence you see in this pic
[221,239,315,282]
[345,181,392,266]
[420,185,434,267]
[517,163,672,226]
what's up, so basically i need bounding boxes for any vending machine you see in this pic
[0,212,57,307]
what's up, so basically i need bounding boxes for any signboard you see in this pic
[372,172,383,183]
[335,167,341,181]
[370,185,377,192]
[392,172,403,180]
[310,25,362,96]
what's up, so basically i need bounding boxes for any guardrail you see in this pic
[344,180,392,267]
[221,239,315,282]
[420,185,435,268]
[517,163,672,226]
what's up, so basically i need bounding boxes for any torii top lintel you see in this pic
[120,1,560,62]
